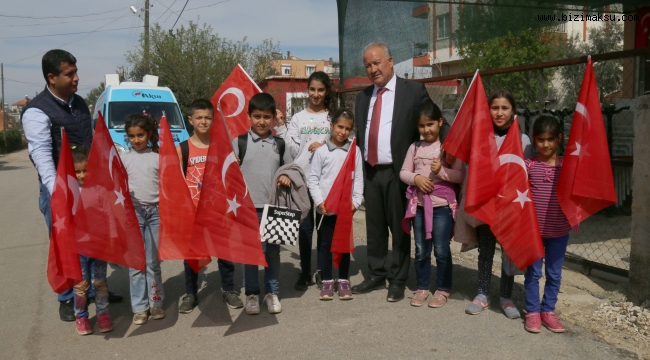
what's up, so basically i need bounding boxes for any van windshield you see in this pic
[108,102,184,129]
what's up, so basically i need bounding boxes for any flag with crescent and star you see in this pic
[211,64,262,141]
[158,115,212,271]
[323,139,357,269]
[558,56,617,227]
[491,120,544,270]
[443,70,498,224]
[72,112,146,271]
[190,110,267,267]
[47,130,83,293]
[635,8,650,49]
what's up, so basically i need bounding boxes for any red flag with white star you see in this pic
[211,64,262,141]
[323,139,357,268]
[72,113,145,271]
[158,116,211,271]
[558,57,616,226]
[190,115,267,267]
[47,130,82,293]
[491,120,544,269]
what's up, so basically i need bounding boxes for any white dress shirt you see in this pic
[23,87,74,195]
[364,74,396,164]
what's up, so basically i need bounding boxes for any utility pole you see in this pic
[1,63,6,146]
[144,0,150,74]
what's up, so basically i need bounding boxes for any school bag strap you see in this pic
[180,140,190,176]
[237,133,285,166]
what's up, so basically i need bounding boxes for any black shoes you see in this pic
[351,277,386,294]
[179,294,197,314]
[386,283,405,302]
[223,290,244,309]
[294,272,313,291]
[314,271,323,290]
[59,299,75,322]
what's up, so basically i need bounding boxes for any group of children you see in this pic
[69,71,572,337]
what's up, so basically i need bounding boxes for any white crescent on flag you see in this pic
[218,88,246,118]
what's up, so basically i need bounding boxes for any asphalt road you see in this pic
[0,149,637,359]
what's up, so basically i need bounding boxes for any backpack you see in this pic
[237,133,285,167]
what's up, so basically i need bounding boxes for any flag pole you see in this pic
[317,213,324,231]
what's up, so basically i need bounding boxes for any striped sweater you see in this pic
[526,157,571,238]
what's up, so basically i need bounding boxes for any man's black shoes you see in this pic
[294,272,312,291]
[59,299,75,322]
[386,283,405,302]
[351,277,386,294]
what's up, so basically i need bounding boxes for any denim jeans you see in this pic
[74,255,108,319]
[317,214,350,281]
[183,259,235,295]
[524,234,570,313]
[129,205,164,313]
[298,192,321,274]
[413,206,454,292]
[39,181,74,302]
[244,209,280,296]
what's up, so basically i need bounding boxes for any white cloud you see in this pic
[0,0,338,105]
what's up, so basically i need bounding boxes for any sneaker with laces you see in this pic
[75,318,93,335]
[541,311,566,333]
[428,290,448,308]
[320,280,334,300]
[337,279,353,300]
[97,313,113,333]
[223,290,244,309]
[151,307,165,320]
[525,312,542,333]
[179,294,197,314]
[245,295,260,315]
[264,293,282,314]
[410,290,429,307]
[500,298,521,319]
[465,294,490,315]
[133,311,148,325]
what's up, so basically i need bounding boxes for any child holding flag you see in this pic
[308,109,364,300]
[399,101,464,308]
[121,113,165,325]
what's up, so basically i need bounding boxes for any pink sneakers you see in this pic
[410,290,429,307]
[75,318,93,335]
[541,311,566,333]
[97,313,114,333]
[524,312,541,333]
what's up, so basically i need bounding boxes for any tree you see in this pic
[125,22,280,114]
[84,82,105,108]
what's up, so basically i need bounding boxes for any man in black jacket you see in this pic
[352,43,447,302]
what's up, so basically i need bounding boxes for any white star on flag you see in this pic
[570,142,581,156]
[114,188,126,207]
[53,215,66,234]
[227,195,241,215]
[512,189,532,209]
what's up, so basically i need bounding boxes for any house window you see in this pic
[437,13,450,39]
[282,64,291,75]
[306,65,315,76]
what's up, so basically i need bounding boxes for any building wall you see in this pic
[272,59,330,78]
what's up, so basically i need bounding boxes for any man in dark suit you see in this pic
[352,42,441,302]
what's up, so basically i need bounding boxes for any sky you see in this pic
[0,0,339,106]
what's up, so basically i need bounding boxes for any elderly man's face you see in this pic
[363,46,394,88]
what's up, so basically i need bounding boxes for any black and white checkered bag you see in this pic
[259,187,300,246]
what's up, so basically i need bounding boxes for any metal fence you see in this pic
[337,48,647,276]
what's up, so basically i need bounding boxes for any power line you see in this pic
[172,0,189,30]
[185,0,229,12]
[0,26,139,40]
[0,7,128,19]
[0,15,124,28]
[155,0,179,22]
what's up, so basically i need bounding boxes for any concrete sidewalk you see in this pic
[0,149,636,359]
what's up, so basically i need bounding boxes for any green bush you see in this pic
[0,129,24,154]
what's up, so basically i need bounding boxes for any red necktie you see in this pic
[367,87,387,166]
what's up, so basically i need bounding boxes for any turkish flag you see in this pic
[158,116,211,271]
[443,71,498,224]
[47,130,82,293]
[491,121,544,269]
[635,8,650,49]
[558,57,617,226]
[211,64,262,141]
[323,139,357,268]
[190,112,267,267]
[72,113,146,271]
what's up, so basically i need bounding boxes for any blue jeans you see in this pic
[39,181,74,302]
[129,205,164,313]
[244,209,280,296]
[74,256,108,319]
[298,192,321,274]
[524,234,569,313]
[413,206,454,291]
[317,214,350,281]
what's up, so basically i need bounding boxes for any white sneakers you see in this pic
[264,293,282,314]
[245,294,282,315]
